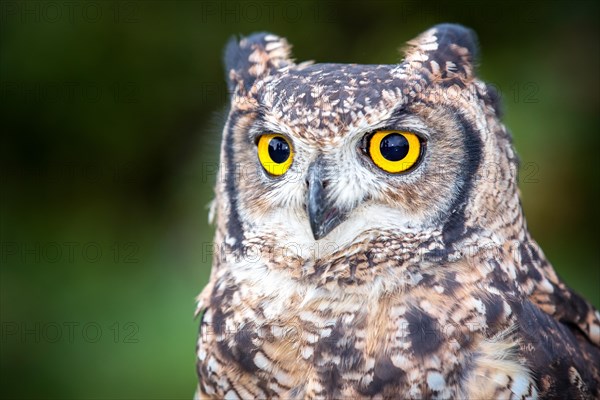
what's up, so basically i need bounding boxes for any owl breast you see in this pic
[197,253,537,399]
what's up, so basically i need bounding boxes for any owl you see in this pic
[195,24,600,399]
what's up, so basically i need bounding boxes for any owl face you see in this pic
[219,26,512,255]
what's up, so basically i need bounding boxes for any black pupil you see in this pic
[268,137,290,164]
[380,133,409,161]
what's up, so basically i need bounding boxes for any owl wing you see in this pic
[514,243,600,397]
[512,296,600,398]
[530,265,600,347]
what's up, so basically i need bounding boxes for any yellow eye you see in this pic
[257,134,294,176]
[367,130,422,173]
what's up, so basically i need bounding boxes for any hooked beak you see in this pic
[306,158,350,240]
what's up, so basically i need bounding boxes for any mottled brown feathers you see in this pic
[196,24,600,399]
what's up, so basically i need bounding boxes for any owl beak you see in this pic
[306,160,348,240]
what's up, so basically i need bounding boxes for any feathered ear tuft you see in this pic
[403,24,479,84]
[224,33,294,94]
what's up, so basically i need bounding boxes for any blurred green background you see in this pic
[1,0,598,398]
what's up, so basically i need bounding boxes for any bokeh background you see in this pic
[1,0,598,398]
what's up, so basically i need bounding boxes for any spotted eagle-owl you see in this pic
[195,24,600,399]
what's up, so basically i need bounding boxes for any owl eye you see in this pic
[257,134,294,176]
[367,131,422,173]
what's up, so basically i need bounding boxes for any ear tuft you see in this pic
[224,32,294,94]
[404,23,479,83]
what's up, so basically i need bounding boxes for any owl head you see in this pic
[215,24,520,260]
